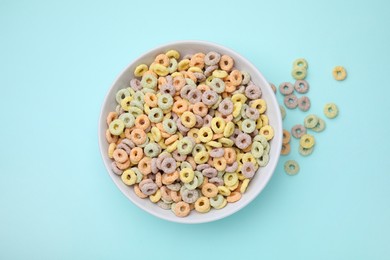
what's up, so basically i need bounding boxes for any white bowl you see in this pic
[99,40,282,224]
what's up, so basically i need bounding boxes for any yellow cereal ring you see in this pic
[218,186,231,196]
[261,114,269,126]
[240,179,250,193]
[194,197,211,213]
[224,172,238,186]
[153,64,169,76]
[158,139,167,149]
[108,143,116,158]
[134,64,148,77]
[237,172,246,181]
[211,117,226,134]
[165,49,180,59]
[178,59,190,71]
[260,125,274,140]
[149,189,161,203]
[198,127,213,143]
[212,69,228,78]
[180,111,196,128]
[187,128,200,142]
[231,93,247,104]
[205,76,214,86]
[188,66,203,73]
[227,181,239,191]
[120,96,133,111]
[300,134,315,149]
[221,122,235,138]
[232,102,242,117]
[218,137,234,147]
[213,157,227,171]
[255,117,263,129]
[206,141,222,148]
[151,127,162,142]
[171,72,182,78]
[194,151,209,164]
[251,99,267,114]
[214,198,227,209]
[166,140,179,153]
[121,169,137,186]
[179,168,195,183]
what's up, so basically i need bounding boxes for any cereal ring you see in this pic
[280,105,286,120]
[210,78,225,93]
[161,157,176,174]
[111,161,123,175]
[281,143,290,155]
[291,66,307,80]
[210,117,226,134]
[218,99,233,115]
[212,69,228,79]
[259,125,274,141]
[155,54,169,67]
[201,183,218,198]
[162,119,177,134]
[160,84,175,96]
[269,82,277,94]
[245,84,262,99]
[177,137,194,155]
[113,149,128,163]
[134,64,148,77]
[204,51,221,66]
[162,171,179,185]
[241,119,256,134]
[187,89,202,104]
[148,108,163,123]
[284,94,298,109]
[241,162,256,178]
[293,58,308,69]
[213,157,227,171]
[141,73,158,89]
[130,129,147,145]
[109,119,125,136]
[294,80,309,94]
[311,118,326,132]
[119,113,135,128]
[198,127,213,143]
[138,157,152,175]
[180,111,196,128]
[173,201,190,217]
[144,142,160,158]
[179,168,195,183]
[291,124,307,138]
[333,66,347,81]
[282,130,291,144]
[227,191,242,203]
[172,99,188,115]
[324,103,339,119]
[279,82,294,95]
[300,134,315,149]
[115,88,130,104]
[181,188,199,203]
[298,96,311,112]
[121,169,137,186]
[130,78,142,91]
[158,94,173,110]
[299,145,314,156]
[284,160,300,175]
[304,114,319,129]
[219,55,234,71]
[251,142,264,158]
[201,90,218,106]
[129,147,143,163]
[250,99,267,114]
[135,114,150,130]
[209,148,224,158]
[234,133,251,149]
[245,107,260,121]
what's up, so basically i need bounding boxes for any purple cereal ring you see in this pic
[172,149,187,162]
[241,162,256,178]
[188,89,202,104]
[230,128,242,142]
[284,94,298,109]
[279,82,294,95]
[294,80,309,94]
[121,138,135,149]
[245,84,262,99]
[203,114,212,127]
[225,161,238,173]
[181,189,199,203]
[210,148,225,158]
[246,107,260,120]
[111,161,123,176]
[193,72,206,82]
[291,124,307,139]
[250,129,259,138]
[130,78,142,91]
[298,96,311,112]
[176,118,189,133]
[171,112,179,121]
[139,179,154,189]
[194,115,204,128]
[234,85,245,94]
[204,65,218,77]
[140,182,158,196]
[202,167,218,178]
[269,82,277,94]
[166,75,173,85]
[235,133,251,149]
[160,84,175,96]
[196,164,211,171]
[209,177,224,187]
[218,98,233,116]
[117,143,131,155]
[204,51,221,66]
[202,90,218,106]
[151,158,159,174]
[180,85,195,100]
[156,153,170,170]
[161,157,177,174]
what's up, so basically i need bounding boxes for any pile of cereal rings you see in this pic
[105,50,275,217]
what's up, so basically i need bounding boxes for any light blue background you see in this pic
[1,0,389,259]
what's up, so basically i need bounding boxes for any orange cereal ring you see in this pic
[227,191,242,203]
[219,55,234,71]
[242,144,252,153]
[184,71,197,83]
[174,201,190,217]
[138,157,152,175]
[115,160,130,170]
[189,56,205,69]
[193,52,205,59]
[113,149,128,163]
[213,157,227,171]
[201,183,218,198]
[129,147,143,163]
[221,114,233,123]
[144,92,158,107]
[161,131,171,139]
[170,190,182,203]
[229,70,242,86]
[282,129,291,144]
[199,177,209,189]
[106,112,118,126]
[124,128,132,139]
[155,172,162,188]
[173,76,185,91]
[165,135,179,145]
[158,76,167,88]
[197,84,210,92]
[135,114,150,130]
[212,133,224,140]
[130,129,147,145]
[224,148,237,164]
[134,184,148,199]
[192,102,208,117]
[225,81,236,93]
[281,143,291,155]
[187,156,196,170]
[162,171,179,185]
[106,129,118,143]
[155,54,169,67]
[172,100,188,115]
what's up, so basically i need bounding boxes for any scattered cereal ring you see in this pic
[299,145,314,156]
[294,80,309,94]
[332,66,347,81]
[284,94,298,109]
[304,114,318,129]
[300,134,315,149]
[298,96,311,112]
[311,118,326,132]
[279,82,294,95]
[292,58,308,69]
[282,130,291,144]
[284,160,300,175]
[291,66,307,80]
[324,103,338,119]
[291,124,307,139]
[281,143,290,155]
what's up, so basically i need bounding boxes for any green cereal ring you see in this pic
[181,161,193,170]
[130,100,143,110]
[168,58,178,73]
[240,104,249,119]
[311,118,326,132]
[185,78,197,88]
[251,141,264,158]
[109,119,125,135]
[148,108,164,123]
[299,145,314,156]
[280,105,286,120]
[162,119,177,134]
[184,176,199,190]
[158,94,173,110]
[194,171,204,187]
[257,153,269,167]
[119,113,135,128]
[210,78,226,93]
[128,107,143,118]
[141,88,156,94]
[210,194,224,208]
[218,138,234,147]
[115,88,130,104]
[177,137,194,155]
[264,142,270,153]
[133,91,145,104]
[211,96,222,110]
[304,114,319,129]
[138,137,149,148]
[130,167,143,183]
[141,74,157,89]
[241,71,251,85]
[144,142,160,158]
[324,103,339,119]
[284,160,300,175]
[292,58,308,69]
[253,134,268,147]
[192,144,206,157]
[291,67,307,80]
[241,119,256,134]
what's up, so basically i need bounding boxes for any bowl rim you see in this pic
[98,40,283,224]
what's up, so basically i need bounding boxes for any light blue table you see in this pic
[1,0,389,259]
